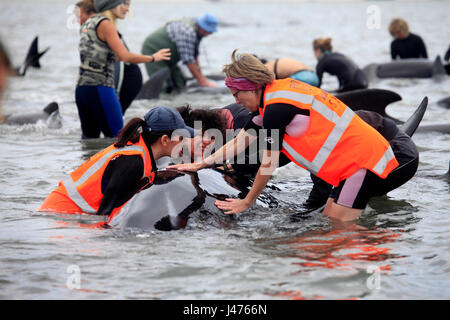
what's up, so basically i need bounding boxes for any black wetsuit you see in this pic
[315,52,368,92]
[390,33,428,60]
[96,133,157,216]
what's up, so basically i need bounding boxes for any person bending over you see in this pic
[313,38,368,92]
[168,50,419,222]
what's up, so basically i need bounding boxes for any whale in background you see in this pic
[336,91,449,135]
[135,67,170,100]
[363,56,448,82]
[13,36,50,77]
[4,102,62,128]
[437,96,450,109]
[335,88,403,123]
[135,69,228,100]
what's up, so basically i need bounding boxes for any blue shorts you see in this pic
[75,86,123,139]
[290,70,320,87]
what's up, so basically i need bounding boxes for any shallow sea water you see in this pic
[0,0,449,300]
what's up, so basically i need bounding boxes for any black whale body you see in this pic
[108,169,274,232]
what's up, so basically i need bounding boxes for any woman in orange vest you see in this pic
[168,50,419,222]
[39,106,195,217]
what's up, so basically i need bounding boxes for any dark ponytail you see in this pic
[114,117,175,148]
[114,118,146,148]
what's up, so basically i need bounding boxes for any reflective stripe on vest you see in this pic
[62,145,146,213]
[264,89,396,178]
[372,145,396,176]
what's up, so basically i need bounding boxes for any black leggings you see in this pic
[330,157,419,209]
[119,64,143,115]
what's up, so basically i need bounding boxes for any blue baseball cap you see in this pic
[196,13,218,33]
[144,107,196,137]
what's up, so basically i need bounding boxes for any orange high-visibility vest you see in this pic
[55,135,155,214]
[260,78,399,186]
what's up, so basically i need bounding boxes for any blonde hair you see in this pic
[102,10,117,25]
[313,38,333,53]
[222,49,274,85]
[389,18,409,38]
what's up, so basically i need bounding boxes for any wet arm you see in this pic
[186,61,216,87]
[418,37,428,59]
[203,129,257,167]
[316,63,324,87]
[216,149,279,214]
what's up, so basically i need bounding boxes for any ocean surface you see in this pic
[0,0,449,300]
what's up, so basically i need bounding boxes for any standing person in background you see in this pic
[75,0,170,139]
[389,18,428,60]
[76,0,142,115]
[0,39,12,124]
[142,13,218,93]
[313,38,368,93]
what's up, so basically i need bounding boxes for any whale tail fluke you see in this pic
[18,36,50,76]
[400,96,428,137]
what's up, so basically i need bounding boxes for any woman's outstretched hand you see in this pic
[215,198,252,214]
[166,162,204,172]
[152,48,171,62]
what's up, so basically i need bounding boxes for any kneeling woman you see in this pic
[313,38,368,92]
[168,51,419,222]
[39,107,195,218]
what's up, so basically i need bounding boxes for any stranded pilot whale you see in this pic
[362,56,448,82]
[107,169,256,231]
[335,88,402,123]
[336,91,450,135]
[108,98,429,231]
[4,101,62,128]
[135,69,228,100]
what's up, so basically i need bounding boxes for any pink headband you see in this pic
[225,77,262,91]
